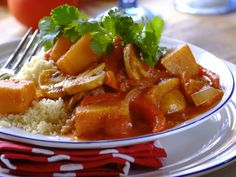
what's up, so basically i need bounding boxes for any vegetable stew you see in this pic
[0,5,224,140]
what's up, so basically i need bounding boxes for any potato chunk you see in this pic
[0,79,36,114]
[161,44,200,77]
[56,34,99,75]
[73,100,131,138]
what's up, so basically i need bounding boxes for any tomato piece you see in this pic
[80,93,122,106]
[130,95,166,133]
[199,66,220,88]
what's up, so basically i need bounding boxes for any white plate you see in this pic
[0,37,234,150]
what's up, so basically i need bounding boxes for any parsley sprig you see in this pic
[39,5,165,67]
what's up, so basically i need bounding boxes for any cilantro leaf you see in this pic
[145,16,164,44]
[114,16,137,43]
[101,9,127,37]
[101,9,143,44]
[38,17,60,51]
[91,32,114,56]
[51,4,86,26]
[76,20,100,34]
[39,5,87,50]
[99,9,164,66]
[63,24,81,43]
[138,31,158,66]
[134,16,164,66]
[64,20,103,44]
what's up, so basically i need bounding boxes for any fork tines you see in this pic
[1,28,39,75]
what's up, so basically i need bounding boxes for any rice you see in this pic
[0,98,69,135]
[0,53,71,135]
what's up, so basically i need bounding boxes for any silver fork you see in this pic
[0,28,40,80]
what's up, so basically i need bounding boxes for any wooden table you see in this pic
[0,0,236,176]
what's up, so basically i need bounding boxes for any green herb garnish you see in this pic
[39,5,164,67]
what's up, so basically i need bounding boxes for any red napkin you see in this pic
[0,139,167,177]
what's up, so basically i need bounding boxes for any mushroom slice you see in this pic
[63,63,106,95]
[38,69,66,99]
[124,44,152,80]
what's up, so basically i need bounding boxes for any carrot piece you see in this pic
[50,36,72,62]
[199,66,220,88]
[105,71,118,89]
[0,79,36,114]
[56,33,99,75]
[80,93,121,106]
[130,95,166,133]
